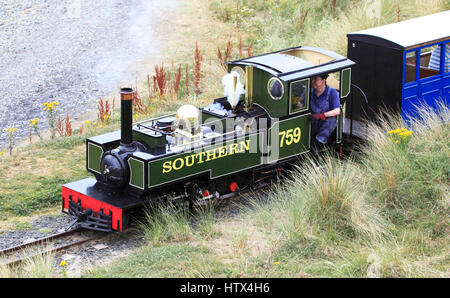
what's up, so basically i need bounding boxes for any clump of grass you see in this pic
[362,102,449,229]
[140,199,222,246]
[247,155,390,246]
[0,246,56,278]
[191,203,219,240]
[284,155,390,244]
[140,202,193,245]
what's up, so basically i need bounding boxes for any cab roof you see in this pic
[347,10,450,50]
[228,46,355,82]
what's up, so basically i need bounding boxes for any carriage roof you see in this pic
[347,10,450,50]
[228,46,355,81]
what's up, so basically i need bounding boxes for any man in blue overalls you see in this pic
[310,74,340,152]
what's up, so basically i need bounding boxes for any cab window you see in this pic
[289,78,309,114]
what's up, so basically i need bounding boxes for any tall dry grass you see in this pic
[0,247,56,278]
[247,154,391,247]
[241,101,449,277]
[211,0,450,56]
[362,102,449,226]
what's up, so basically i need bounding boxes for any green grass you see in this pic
[85,243,231,278]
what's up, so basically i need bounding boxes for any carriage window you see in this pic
[445,43,449,73]
[290,78,309,113]
[405,51,416,83]
[420,45,441,79]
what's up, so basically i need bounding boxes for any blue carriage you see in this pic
[346,10,449,124]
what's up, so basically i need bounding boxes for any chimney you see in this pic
[120,87,134,145]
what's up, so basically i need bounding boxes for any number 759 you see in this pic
[279,127,301,148]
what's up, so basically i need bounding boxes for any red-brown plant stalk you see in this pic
[194,41,203,95]
[65,113,72,136]
[97,97,111,125]
[154,63,167,96]
[217,47,224,65]
[132,87,148,115]
[238,36,243,59]
[147,74,153,101]
[298,8,309,33]
[217,47,227,70]
[56,117,65,137]
[173,64,182,97]
[331,0,336,17]
[247,43,253,57]
[185,64,190,96]
[224,40,233,62]
[153,76,158,93]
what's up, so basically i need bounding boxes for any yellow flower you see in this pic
[273,261,279,265]
[42,101,59,111]
[0,149,6,155]
[60,260,68,267]
[5,127,18,133]
[29,118,39,126]
[84,120,91,125]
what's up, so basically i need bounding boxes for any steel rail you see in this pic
[0,228,106,267]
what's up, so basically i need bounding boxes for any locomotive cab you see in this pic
[227,46,354,149]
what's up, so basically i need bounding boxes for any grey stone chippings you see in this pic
[0,0,178,147]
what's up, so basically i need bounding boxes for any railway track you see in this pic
[0,228,107,267]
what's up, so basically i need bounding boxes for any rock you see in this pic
[61,254,77,261]
[93,244,108,250]
[23,238,36,244]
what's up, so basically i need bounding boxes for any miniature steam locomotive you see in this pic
[62,45,354,232]
[62,11,450,232]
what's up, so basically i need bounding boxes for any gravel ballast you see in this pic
[0,0,179,148]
